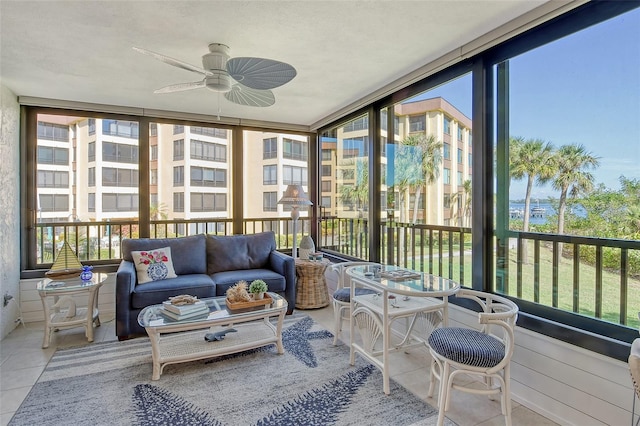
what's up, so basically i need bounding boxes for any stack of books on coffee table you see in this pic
[160,300,209,321]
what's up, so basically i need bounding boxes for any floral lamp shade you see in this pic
[277,184,312,207]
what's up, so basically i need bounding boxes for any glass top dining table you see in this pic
[345,264,460,395]
[345,264,460,297]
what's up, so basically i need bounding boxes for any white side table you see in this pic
[37,273,107,348]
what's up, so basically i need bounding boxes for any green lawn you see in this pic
[404,244,640,330]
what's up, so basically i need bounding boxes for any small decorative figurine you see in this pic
[80,265,93,281]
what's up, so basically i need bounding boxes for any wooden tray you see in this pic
[225,294,273,310]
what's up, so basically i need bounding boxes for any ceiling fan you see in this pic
[133,43,296,107]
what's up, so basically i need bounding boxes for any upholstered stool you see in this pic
[329,262,380,345]
[426,289,518,426]
[428,327,505,368]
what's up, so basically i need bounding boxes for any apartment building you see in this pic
[318,97,471,226]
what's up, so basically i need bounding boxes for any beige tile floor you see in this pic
[1,272,558,426]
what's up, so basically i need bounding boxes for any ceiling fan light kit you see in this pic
[133,42,296,107]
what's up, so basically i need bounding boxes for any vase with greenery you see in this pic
[249,279,268,300]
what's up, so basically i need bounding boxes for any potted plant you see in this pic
[249,279,268,300]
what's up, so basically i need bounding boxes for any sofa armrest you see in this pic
[115,260,137,338]
[270,250,295,313]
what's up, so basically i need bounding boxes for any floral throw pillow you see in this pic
[131,246,178,284]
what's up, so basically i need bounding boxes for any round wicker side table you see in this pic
[295,259,330,309]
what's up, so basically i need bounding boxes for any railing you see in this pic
[500,231,640,328]
[34,218,640,328]
[319,217,639,329]
[34,217,313,265]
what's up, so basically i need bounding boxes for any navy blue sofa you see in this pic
[116,232,295,339]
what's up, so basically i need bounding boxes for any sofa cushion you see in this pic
[211,269,286,297]
[206,232,276,274]
[122,234,207,275]
[131,246,178,284]
[131,274,215,309]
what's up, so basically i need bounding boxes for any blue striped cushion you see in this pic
[332,287,377,303]
[428,327,504,368]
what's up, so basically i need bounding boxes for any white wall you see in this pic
[448,304,634,426]
[0,84,21,339]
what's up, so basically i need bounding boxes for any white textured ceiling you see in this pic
[0,1,548,128]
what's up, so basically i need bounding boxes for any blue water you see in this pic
[508,202,587,225]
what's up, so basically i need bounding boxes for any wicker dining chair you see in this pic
[329,261,380,345]
[427,289,519,426]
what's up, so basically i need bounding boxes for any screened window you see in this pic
[263,165,277,185]
[263,138,277,159]
[173,192,184,212]
[173,139,184,160]
[283,139,308,161]
[409,115,425,132]
[263,191,278,211]
[190,140,226,162]
[173,166,184,186]
[191,193,226,212]
[88,142,95,161]
[102,142,138,163]
[39,194,69,212]
[37,171,69,188]
[191,166,226,187]
[443,193,451,209]
[190,126,227,138]
[102,167,138,187]
[102,193,138,212]
[102,119,139,139]
[342,116,368,132]
[343,136,368,158]
[88,168,95,186]
[37,146,69,165]
[37,121,69,142]
[283,165,307,185]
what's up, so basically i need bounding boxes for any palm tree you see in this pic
[509,137,556,233]
[149,202,168,220]
[451,179,472,227]
[338,157,369,214]
[509,137,555,264]
[552,144,599,238]
[395,134,443,224]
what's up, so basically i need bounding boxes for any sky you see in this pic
[410,7,640,200]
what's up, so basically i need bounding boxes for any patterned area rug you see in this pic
[10,316,453,425]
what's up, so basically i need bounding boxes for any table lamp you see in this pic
[278,184,313,258]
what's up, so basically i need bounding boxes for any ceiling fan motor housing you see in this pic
[203,44,232,92]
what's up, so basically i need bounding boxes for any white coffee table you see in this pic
[37,273,107,349]
[138,292,288,380]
